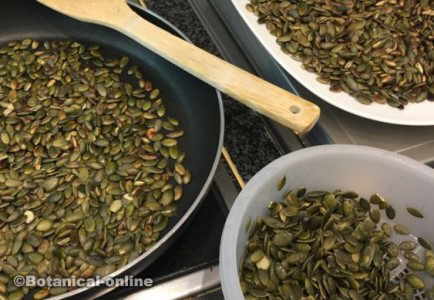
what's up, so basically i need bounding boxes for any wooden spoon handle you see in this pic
[106,6,320,135]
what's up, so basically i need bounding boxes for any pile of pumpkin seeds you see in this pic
[0,39,191,299]
[246,0,434,108]
[241,186,434,300]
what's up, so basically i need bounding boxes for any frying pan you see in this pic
[1,1,223,298]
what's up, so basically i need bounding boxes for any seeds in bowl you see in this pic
[246,0,434,109]
[240,187,434,299]
[0,39,191,299]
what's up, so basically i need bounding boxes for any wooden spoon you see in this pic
[37,0,320,135]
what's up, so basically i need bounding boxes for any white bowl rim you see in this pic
[219,144,434,299]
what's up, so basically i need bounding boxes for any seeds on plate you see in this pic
[246,0,434,109]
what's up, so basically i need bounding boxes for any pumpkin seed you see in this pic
[369,209,380,224]
[394,224,410,235]
[8,290,24,300]
[385,206,396,220]
[36,219,52,232]
[399,241,417,251]
[426,256,434,276]
[418,237,432,250]
[407,207,424,219]
[277,176,286,191]
[406,274,425,289]
[109,200,123,213]
[407,260,425,271]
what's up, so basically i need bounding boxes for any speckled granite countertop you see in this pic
[140,0,281,181]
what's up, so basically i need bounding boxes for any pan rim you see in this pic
[53,2,225,299]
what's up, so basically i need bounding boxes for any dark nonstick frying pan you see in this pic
[1,1,223,298]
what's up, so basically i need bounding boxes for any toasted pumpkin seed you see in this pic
[407,207,424,219]
[277,176,286,191]
[394,224,410,235]
[418,237,432,250]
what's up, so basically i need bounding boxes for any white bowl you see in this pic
[220,145,434,300]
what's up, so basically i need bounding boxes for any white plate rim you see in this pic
[231,0,434,126]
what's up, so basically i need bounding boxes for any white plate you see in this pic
[231,0,434,126]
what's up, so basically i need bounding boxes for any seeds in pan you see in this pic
[0,39,191,298]
[246,0,434,109]
[240,186,434,299]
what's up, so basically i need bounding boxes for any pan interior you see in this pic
[0,1,222,259]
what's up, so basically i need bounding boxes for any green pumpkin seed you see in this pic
[277,176,286,191]
[36,219,52,232]
[394,224,410,235]
[42,177,58,192]
[385,206,396,220]
[386,258,400,270]
[418,237,432,250]
[110,200,123,213]
[250,249,265,263]
[8,290,24,300]
[407,207,424,219]
[5,179,22,188]
[406,274,425,289]
[359,198,370,211]
[174,185,183,201]
[399,241,417,251]
[407,260,425,271]
[426,257,434,276]
[27,253,44,265]
[160,190,174,206]
[1,133,10,145]
[33,289,49,300]
[272,232,293,247]
[404,251,420,262]
[369,209,380,224]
